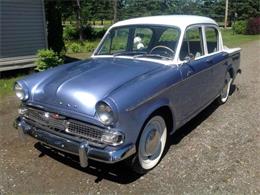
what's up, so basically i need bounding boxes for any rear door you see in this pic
[178,26,213,120]
[204,26,229,97]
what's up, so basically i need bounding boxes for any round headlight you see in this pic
[14,83,27,101]
[96,102,115,125]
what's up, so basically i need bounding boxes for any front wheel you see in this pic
[217,73,233,104]
[129,115,167,174]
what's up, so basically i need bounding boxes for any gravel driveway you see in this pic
[0,40,259,194]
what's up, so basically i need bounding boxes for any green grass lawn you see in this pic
[221,29,260,47]
[0,75,24,98]
[0,30,259,98]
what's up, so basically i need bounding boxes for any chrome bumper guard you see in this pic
[14,117,136,167]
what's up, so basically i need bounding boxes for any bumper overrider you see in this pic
[14,116,136,168]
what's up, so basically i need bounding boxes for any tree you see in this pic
[75,0,83,41]
[229,0,260,21]
[113,0,118,23]
[45,0,64,54]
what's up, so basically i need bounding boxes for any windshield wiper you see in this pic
[133,53,173,60]
[113,51,147,57]
[113,51,138,57]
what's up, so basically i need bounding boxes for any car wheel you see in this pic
[130,115,167,174]
[217,73,233,104]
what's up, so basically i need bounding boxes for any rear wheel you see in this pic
[217,73,233,104]
[130,115,167,174]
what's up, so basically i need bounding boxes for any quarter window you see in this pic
[205,27,218,53]
[180,27,204,61]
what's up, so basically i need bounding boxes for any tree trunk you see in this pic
[113,0,118,23]
[75,0,83,41]
[45,0,64,54]
[224,0,229,29]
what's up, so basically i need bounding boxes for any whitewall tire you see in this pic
[218,73,233,104]
[130,115,167,174]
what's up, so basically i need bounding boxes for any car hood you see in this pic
[28,57,164,116]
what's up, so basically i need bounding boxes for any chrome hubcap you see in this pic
[144,129,160,156]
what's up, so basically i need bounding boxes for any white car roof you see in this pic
[111,15,218,30]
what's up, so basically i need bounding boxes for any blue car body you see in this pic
[14,15,241,170]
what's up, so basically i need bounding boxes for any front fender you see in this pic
[133,97,174,125]
[117,96,176,145]
[108,66,181,145]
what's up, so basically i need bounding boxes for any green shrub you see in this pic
[93,28,107,39]
[63,25,78,40]
[83,41,97,52]
[232,20,247,34]
[63,23,108,41]
[246,17,260,35]
[67,42,82,53]
[82,25,95,39]
[35,49,64,71]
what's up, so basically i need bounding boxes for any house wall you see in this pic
[0,0,47,71]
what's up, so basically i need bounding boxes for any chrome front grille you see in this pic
[26,108,66,130]
[24,107,104,144]
[66,120,103,142]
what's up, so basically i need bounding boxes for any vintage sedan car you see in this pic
[14,15,241,174]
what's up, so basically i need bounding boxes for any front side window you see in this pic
[205,27,218,53]
[96,25,180,60]
[179,27,204,61]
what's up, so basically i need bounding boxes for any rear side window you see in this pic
[180,27,204,60]
[205,27,218,53]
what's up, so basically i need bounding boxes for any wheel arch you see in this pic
[134,98,176,136]
[227,66,235,78]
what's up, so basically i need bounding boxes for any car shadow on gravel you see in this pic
[168,100,219,146]
[33,85,237,184]
[34,142,141,184]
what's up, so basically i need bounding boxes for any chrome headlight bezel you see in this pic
[14,82,29,101]
[101,130,125,146]
[95,101,116,126]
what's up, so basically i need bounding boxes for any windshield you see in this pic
[95,25,180,60]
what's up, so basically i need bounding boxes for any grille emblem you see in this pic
[51,113,66,120]
[42,112,65,120]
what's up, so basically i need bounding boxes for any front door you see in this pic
[177,26,213,121]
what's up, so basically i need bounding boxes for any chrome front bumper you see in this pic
[14,117,136,167]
